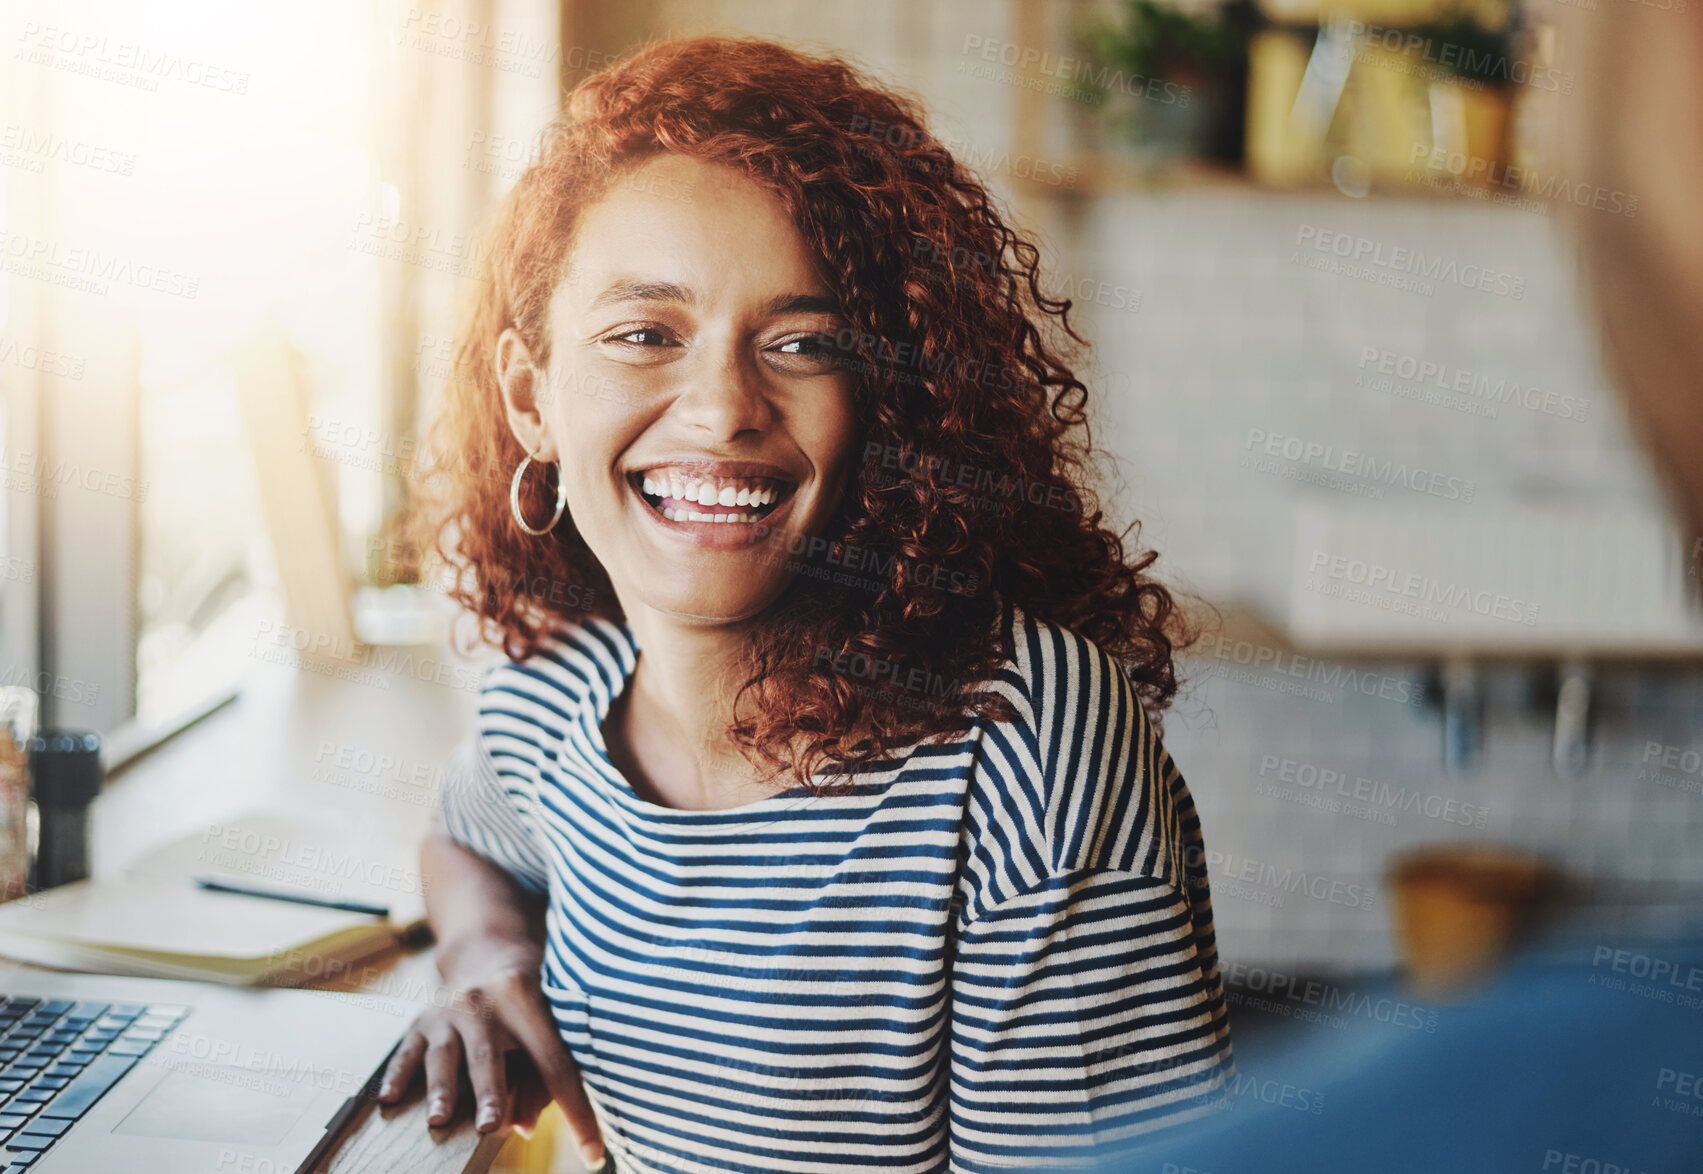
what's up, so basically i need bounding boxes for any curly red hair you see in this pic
[413,35,1192,788]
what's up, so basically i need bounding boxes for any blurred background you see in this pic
[4,0,1702,1167]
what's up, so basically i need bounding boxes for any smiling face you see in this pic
[498,153,858,626]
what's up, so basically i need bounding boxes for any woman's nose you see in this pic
[669,348,775,439]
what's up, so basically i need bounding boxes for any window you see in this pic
[3,0,559,758]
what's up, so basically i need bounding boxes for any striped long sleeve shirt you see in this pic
[438,598,1233,1172]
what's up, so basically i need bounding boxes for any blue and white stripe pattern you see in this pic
[439,598,1232,1172]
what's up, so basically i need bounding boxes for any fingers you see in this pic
[461,1024,513,1133]
[422,1024,464,1127]
[508,1057,552,1136]
[388,968,598,1154]
[497,977,604,1168]
[377,1028,427,1104]
[379,1010,513,1133]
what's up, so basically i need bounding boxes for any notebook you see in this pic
[0,809,428,985]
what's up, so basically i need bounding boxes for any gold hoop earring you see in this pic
[510,447,567,535]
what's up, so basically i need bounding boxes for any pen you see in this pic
[193,876,391,918]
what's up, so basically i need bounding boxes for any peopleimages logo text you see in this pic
[958,35,1191,106]
[1294,226,1525,298]
[1358,348,1588,422]
[1408,145,1637,218]
[1244,429,1476,503]
[1308,551,1542,626]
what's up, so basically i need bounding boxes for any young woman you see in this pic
[380,36,1232,1174]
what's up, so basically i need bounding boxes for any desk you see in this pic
[51,639,529,1174]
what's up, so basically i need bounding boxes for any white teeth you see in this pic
[638,470,790,513]
[656,506,764,525]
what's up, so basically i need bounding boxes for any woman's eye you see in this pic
[771,334,841,366]
[609,327,675,347]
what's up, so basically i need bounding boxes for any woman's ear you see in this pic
[495,327,556,460]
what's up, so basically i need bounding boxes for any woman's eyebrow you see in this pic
[762,292,840,317]
[583,282,837,318]
[587,278,697,310]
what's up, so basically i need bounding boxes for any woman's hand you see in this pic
[376,934,606,1169]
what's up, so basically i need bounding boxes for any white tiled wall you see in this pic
[1066,191,1702,971]
[1165,650,1703,971]
[1068,189,1668,605]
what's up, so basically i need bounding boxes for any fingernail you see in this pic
[476,1102,497,1130]
[428,1095,448,1122]
[579,1143,605,1170]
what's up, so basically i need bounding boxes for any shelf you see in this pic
[1008,155,1549,203]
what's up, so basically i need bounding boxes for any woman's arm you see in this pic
[948,870,1233,1171]
[377,831,607,1171]
[422,828,544,978]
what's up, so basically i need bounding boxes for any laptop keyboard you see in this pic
[0,994,190,1171]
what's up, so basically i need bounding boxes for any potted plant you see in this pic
[1076,0,1254,163]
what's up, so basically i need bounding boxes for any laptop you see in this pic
[0,969,408,1173]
